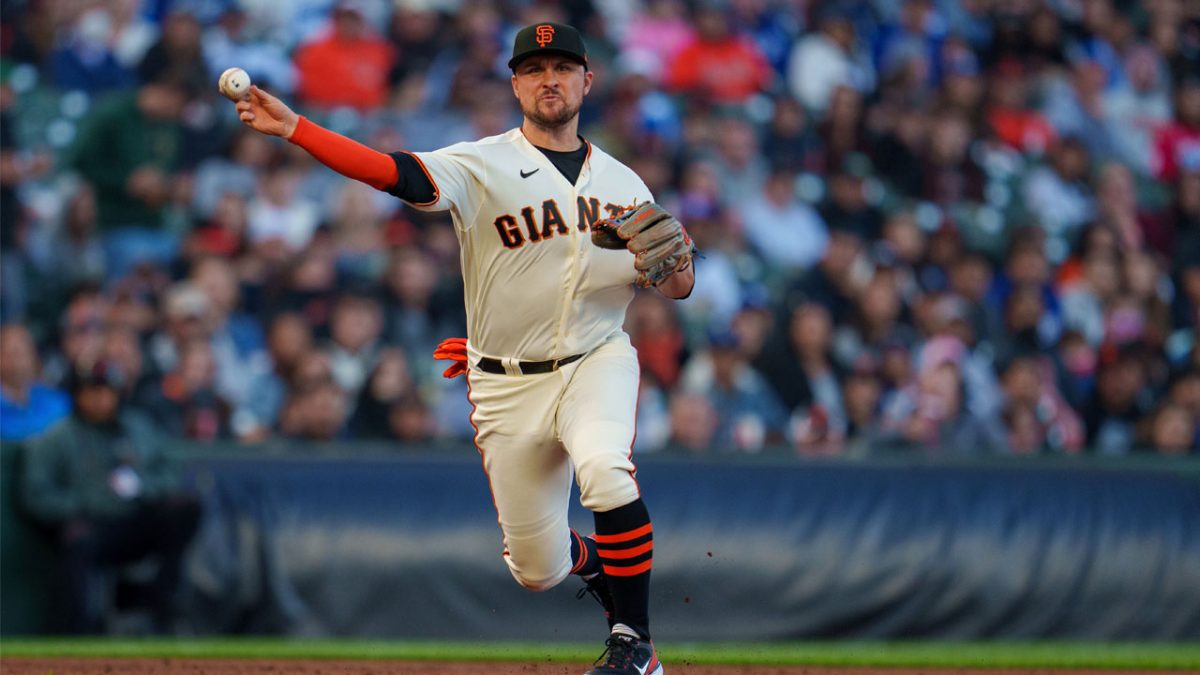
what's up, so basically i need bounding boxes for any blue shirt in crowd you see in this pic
[0,385,71,441]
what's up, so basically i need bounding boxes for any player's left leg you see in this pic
[557,332,662,675]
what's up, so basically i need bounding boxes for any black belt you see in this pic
[476,353,584,375]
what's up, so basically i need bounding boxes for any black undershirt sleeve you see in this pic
[386,151,438,204]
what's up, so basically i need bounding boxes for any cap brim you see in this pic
[509,50,588,71]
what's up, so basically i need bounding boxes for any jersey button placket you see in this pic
[552,167,586,359]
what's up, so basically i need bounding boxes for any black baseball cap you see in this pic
[508,22,588,71]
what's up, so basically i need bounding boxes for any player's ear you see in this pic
[511,74,519,99]
[583,70,593,96]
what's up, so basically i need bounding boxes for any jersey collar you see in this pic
[514,128,593,189]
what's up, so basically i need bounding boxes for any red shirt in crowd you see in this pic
[294,33,395,111]
[662,37,772,104]
[987,106,1058,154]
[1152,122,1200,182]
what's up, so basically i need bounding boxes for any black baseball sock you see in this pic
[593,498,653,641]
[569,528,601,577]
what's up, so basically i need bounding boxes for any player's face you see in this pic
[511,55,592,129]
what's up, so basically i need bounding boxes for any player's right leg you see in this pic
[465,369,575,592]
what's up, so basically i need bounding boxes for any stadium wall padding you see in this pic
[4,447,1200,639]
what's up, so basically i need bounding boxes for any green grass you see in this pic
[2,638,1199,670]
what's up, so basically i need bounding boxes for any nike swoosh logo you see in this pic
[635,662,650,675]
[520,168,539,179]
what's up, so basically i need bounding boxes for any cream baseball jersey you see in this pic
[404,128,653,362]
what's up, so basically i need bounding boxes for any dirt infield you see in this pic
[0,658,1164,675]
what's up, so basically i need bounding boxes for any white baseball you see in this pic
[218,67,251,101]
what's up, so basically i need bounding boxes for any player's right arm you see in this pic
[234,85,436,204]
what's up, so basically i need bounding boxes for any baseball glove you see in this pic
[590,202,696,288]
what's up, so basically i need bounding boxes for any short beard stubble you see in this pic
[522,96,581,131]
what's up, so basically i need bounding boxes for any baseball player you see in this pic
[233,21,693,675]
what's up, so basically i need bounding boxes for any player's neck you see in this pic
[521,118,583,152]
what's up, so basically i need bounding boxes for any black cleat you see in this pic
[576,574,616,630]
[584,633,662,675]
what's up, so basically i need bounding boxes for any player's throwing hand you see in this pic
[234,85,300,139]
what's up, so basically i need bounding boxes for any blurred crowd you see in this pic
[1,0,1198,457]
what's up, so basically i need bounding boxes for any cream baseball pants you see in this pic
[465,331,641,591]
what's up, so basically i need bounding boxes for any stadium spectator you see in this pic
[1104,45,1172,176]
[783,223,866,324]
[137,7,208,96]
[294,0,396,111]
[920,109,985,206]
[761,96,819,173]
[25,182,107,314]
[1041,59,1115,163]
[204,6,298,95]
[327,293,385,400]
[819,86,868,175]
[662,3,771,104]
[871,0,941,97]
[985,59,1057,155]
[839,356,884,455]
[819,152,882,242]
[876,341,1010,455]
[50,7,136,94]
[1022,136,1096,243]
[382,246,465,373]
[329,180,390,281]
[147,283,212,377]
[1146,402,1198,455]
[680,329,787,452]
[709,117,769,205]
[350,347,414,439]
[833,270,917,371]
[189,256,267,408]
[388,391,434,443]
[41,288,109,388]
[671,194,743,327]
[65,73,190,277]
[627,293,688,391]
[232,312,312,442]
[101,325,153,404]
[0,323,70,441]
[283,378,350,442]
[757,302,843,424]
[666,391,718,453]
[191,129,274,221]
[788,8,870,116]
[109,0,158,70]
[19,360,201,634]
[246,164,322,253]
[621,0,695,83]
[738,166,828,273]
[1084,347,1152,455]
[386,4,447,87]
[137,338,230,441]
[1152,77,1200,182]
[998,355,1086,454]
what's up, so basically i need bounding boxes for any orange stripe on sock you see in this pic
[603,559,653,577]
[597,540,653,560]
[569,530,588,574]
[593,523,653,544]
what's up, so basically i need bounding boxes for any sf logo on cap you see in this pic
[536,24,555,47]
